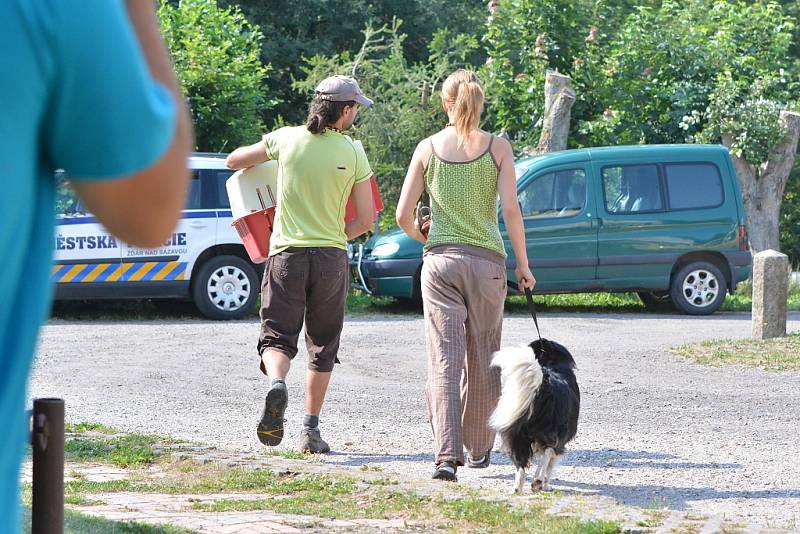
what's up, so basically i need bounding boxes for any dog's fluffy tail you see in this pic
[489,346,543,433]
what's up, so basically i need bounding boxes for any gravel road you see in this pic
[29,310,800,529]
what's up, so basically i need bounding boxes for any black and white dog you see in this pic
[489,339,580,493]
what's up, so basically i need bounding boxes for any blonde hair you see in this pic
[441,69,485,148]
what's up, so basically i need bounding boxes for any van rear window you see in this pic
[664,163,723,209]
[602,164,663,213]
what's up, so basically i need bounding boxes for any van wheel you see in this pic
[637,291,673,311]
[669,261,726,315]
[192,255,259,320]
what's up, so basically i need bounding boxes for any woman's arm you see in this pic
[496,138,536,290]
[396,140,431,244]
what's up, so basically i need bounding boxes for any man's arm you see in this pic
[345,179,374,240]
[72,1,192,248]
[227,142,269,170]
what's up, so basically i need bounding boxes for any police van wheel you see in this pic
[192,255,259,320]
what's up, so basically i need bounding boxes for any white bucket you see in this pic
[226,161,279,220]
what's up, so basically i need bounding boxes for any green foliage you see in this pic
[293,21,479,204]
[158,0,270,152]
[484,0,798,156]
[222,0,485,126]
[696,74,787,163]
[482,0,657,146]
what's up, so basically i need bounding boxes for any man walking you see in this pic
[226,75,375,453]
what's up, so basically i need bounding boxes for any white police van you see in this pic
[53,153,261,320]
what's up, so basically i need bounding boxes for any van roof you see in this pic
[515,144,729,171]
[189,152,229,170]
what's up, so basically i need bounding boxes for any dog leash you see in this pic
[524,287,543,345]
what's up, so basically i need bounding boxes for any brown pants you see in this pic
[257,247,348,373]
[421,245,506,466]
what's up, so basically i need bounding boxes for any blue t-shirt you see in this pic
[0,1,175,530]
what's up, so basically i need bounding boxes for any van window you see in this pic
[213,170,233,209]
[185,171,202,209]
[519,168,586,219]
[603,164,663,213]
[665,163,723,209]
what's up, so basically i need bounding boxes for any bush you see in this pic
[158,0,271,152]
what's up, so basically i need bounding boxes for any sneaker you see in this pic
[299,427,330,454]
[432,461,457,482]
[257,385,287,446]
[466,450,491,469]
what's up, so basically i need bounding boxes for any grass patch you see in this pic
[673,332,800,371]
[440,495,619,534]
[721,279,800,312]
[261,449,308,460]
[21,506,196,534]
[505,292,646,314]
[64,494,105,506]
[58,459,619,533]
[65,433,162,467]
[65,421,118,434]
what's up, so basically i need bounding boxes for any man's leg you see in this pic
[256,249,308,446]
[305,369,332,416]
[262,349,291,381]
[300,247,348,453]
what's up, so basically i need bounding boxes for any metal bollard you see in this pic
[31,398,64,534]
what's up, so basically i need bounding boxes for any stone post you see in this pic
[751,249,789,339]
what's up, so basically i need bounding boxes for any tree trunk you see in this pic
[722,110,800,253]
[534,70,575,154]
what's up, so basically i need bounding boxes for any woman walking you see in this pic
[396,69,535,481]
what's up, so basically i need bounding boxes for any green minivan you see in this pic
[350,144,752,315]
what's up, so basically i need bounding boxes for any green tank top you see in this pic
[423,135,506,257]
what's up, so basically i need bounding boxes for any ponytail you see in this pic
[306,97,355,134]
[442,69,485,148]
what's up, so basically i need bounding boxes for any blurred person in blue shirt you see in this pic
[0,1,192,530]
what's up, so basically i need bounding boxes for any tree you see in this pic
[222,0,485,126]
[158,0,269,152]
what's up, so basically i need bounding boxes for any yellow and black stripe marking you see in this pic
[51,261,187,283]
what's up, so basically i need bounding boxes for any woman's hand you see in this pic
[515,264,536,290]
[412,216,429,244]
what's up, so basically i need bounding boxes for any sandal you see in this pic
[466,450,491,469]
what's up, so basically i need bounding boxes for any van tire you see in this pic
[669,261,726,315]
[192,255,259,320]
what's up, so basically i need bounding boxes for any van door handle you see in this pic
[189,221,208,228]
[591,216,604,228]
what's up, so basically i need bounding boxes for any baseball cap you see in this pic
[315,75,374,108]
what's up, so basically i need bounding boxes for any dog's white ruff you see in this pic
[489,346,543,433]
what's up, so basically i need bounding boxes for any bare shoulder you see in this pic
[414,136,435,161]
[489,133,514,162]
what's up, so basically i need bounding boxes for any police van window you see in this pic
[665,163,723,210]
[185,170,202,209]
[603,164,663,213]
[214,170,233,209]
[518,168,586,219]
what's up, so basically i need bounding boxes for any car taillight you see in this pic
[738,225,748,251]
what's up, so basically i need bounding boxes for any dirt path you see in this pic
[29,311,800,531]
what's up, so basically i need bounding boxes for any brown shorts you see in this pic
[257,247,348,373]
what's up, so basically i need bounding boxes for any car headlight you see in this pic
[371,242,401,257]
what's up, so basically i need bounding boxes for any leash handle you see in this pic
[524,287,543,344]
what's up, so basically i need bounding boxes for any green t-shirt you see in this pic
[263,126,372,254]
